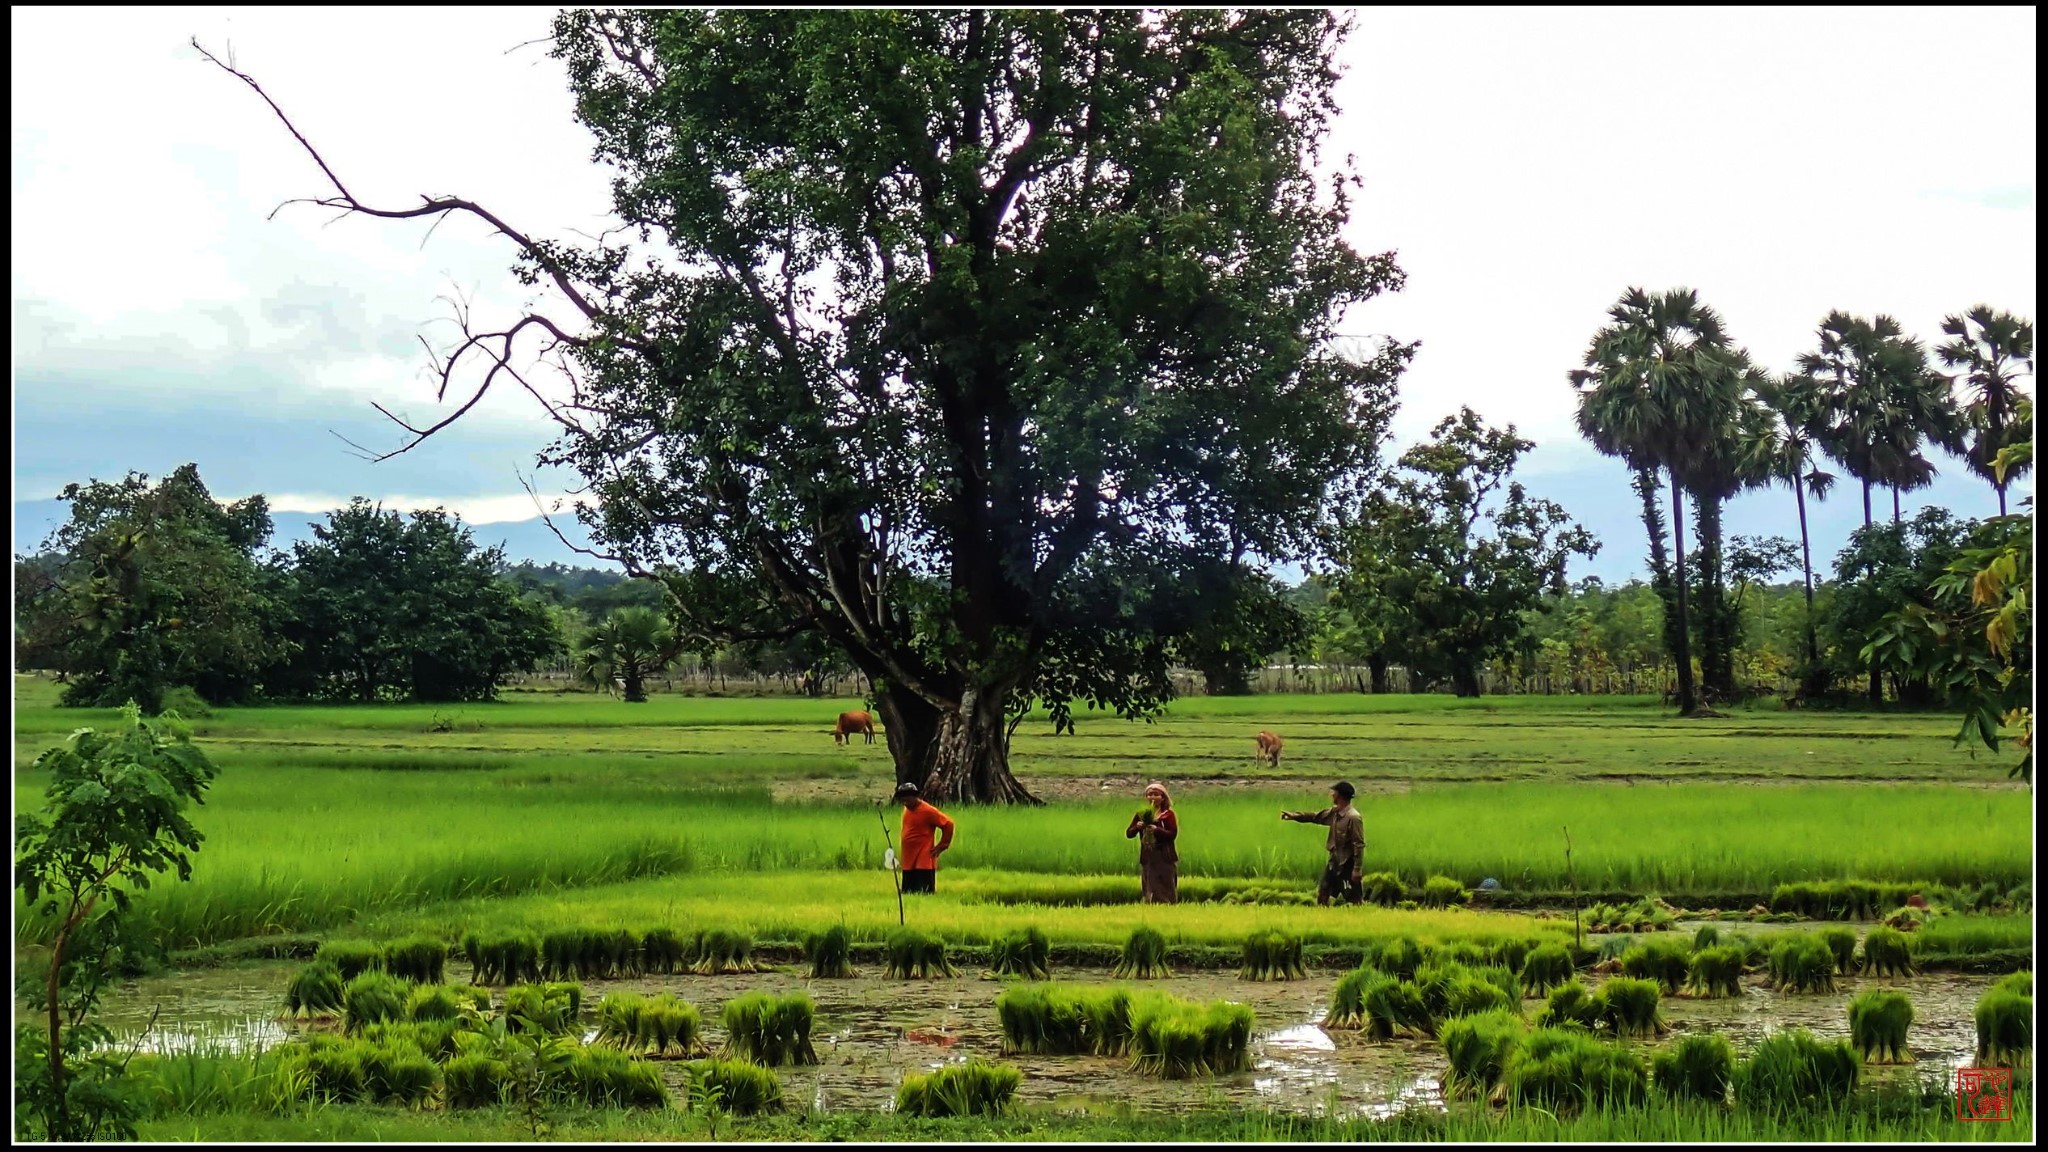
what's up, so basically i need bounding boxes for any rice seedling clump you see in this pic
[317,940,383,981]
[1847,989,1914,1063]
[1501,1027,1649,1110]
[1619,939,1691,995]
[895,1058,1023,1117]
[1860,925,1914,979]
[884,928,956,979]
[1685,947,1745,999]
[441,1053,512,1108]
[381,936,447,984]
[1359,872,1409,906]
[683,1058,783,1115]
[1420,875,1471,908]
[341,971,408,1033]
[1651,1032,1734,1103]
[1691,924,1721,951]
[1113,925,1173,980]
[640,927,689,975]
[995,984,1130,1056]
[559,1046,669,1109]
[1439,1009,1526,1097]
[1973,986,2032,1065]
[1519,943,1574,996]
[1593,977,1664,1038]
[1238,930,1306,981]
[284,961,345,1018]
[1442,972,1517,1020]
[1127,994,1254,1079]
[1734,1029,1860,1112]
[405,983,462,1022]
[1363,977,1434,1040]
[691,928,757,975]
[1767,934,1838,993]
[804,925,854,979]
[1817,926,1858,975]
[720,991,819,1066]
[463,934,541,986]
[1325,965,1385,1030]
[502,983,579,1033]
[1992,971,2032,997]
[988,927,1051,980]
[1372,937,1425,980]
[1536,979,1600,1030]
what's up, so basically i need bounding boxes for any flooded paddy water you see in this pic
[80,951,2010,1117]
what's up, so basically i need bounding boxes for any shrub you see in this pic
[720,992,819,1066]
[1238,930,1306,981]
[884,928,956,979]
[560,1046,669,1109]
[683,1058,783,1116]
[1848,989,1914,1064]
[1372,937,1425,980]
[1620,939,1690,995]
[988,927,1051,980]
[1360,872,1408,906]
[1860,926,1914,979]
[1973,988,2032,1065]
[1767,935,1837,993]
[381,937,447,984]
[1593,977,1664,1038]
[285,962,346,1017]
[896,1058,1022,1117]
[1685,947,1744,1000]
[641,927,689,975]
[318,940,383,981]
[1325,965,1384,1030]
[1502,1027,1649,1110]
[1536,980,1600,1030]
[1439,1009,1525,1097]
[1127,994,1254,1079]
[406,984,462,1022]
[691,928,757,975]
[1734,1029,1860,1113]
[804,925,853,979]
[1420,875,1471,908]
[342,971,409,1034]
[1113,926,1172,980]
[1652,1032,1733,1103]
[1519,944,1574,997]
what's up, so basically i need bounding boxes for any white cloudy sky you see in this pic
[10,6,2037,578]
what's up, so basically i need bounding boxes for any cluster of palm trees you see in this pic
[1570,289,2032,715]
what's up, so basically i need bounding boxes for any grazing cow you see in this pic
[1253,730,1284,769]
[833,710,877,745]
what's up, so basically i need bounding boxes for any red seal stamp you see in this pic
[1957,1066,2012,1122]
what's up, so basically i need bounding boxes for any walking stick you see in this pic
[878,805,905,926]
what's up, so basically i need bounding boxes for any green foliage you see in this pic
[1651,1033,1734,1104]
[1519,943,1574,996]
[1973,987,2032,1065]
[1860,926,1914,979]
[501,984,580,1035]
[682,1058,783,1116]
[883,929,955,980]
[1734,1029,1860,1113]
[895,1058,1023,1118]
[381,937,448,984]
[1847,990,1914,1064]
[406,984,463,1023]
[575,607,677,703]
[442,1053,512,1109]
[804,925,854,979]
[1419,875,1472,907]
[720,992,819,1066]
[1692,924,1721,951]
[341,971,409,1033]
[1827,507,1976,704]
[1238,930,1306,981]
[1362,978,1434,1041]
[1501,1026,1649,1111]
[464,934,543,986]
[559,1046,669,1109]
[1113,926,1172,980]
[988,927,1051,980]
[640,927,689,975]
[318,941,384,981]
[1372,937,1425,980]
[1817,927,1858,975]
[1684,947,1745,999]
[1324,965,1384,1031]
[1766,935,1838,993]
[1593,977,1664,1038]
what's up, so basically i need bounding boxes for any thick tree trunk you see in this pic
[920,683,1040,805]
[622,666,647,703]
[1201,663,1254,696]
[1668,473,1699,715]
[1368,653,1390,695]
[873,686,942,790]
[1450,661,1482,698]
[1633,469,1682,679]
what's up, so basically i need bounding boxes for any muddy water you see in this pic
[85,961,2008,1115]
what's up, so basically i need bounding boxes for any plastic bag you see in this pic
[884,847,897,871]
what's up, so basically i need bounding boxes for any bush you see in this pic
[1593,977,1664,1038]
[988,927,1051,980]
[683,1058,783,1116]
[1619,939,1690,995]
[1113,926,1172,980]
[1439,1009,1525,1097]
[1860,926,1914,979]
[1238,930,1305,982]
[1420,875,1471,908]
[1685,947,1744,999]
[895,1058,1022,1117]
[804,925,853,979]
[1536,980,1600,1030]
[1734,1029,1860,1113]
[884,928,956,979]
[1767,935,1837,993]
[381,937,447,984]
[341,971,409,1034]
[1501,1027,1648,1110]
[720,992,818,1066]
[1973,988,2032,1065]
[285,962,345,1018]
[1652,1033,1733,1103]
[1848,989,1914,1064]
[1128,994,1254,1079]
[1817,927,1858,976]
[1519,944,1574,997]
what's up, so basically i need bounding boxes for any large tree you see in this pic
[203,10,1408,802]
[1936,305,2034,516]
[1332,409,1597,697]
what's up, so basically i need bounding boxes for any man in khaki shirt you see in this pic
[1281,781,1365,906]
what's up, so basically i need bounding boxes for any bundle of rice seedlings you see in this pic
[452,986,493,1014]
[560,1046,670,1109]
[1691,924,1722,952]
[406,984,462,1022]
[683,1058,784,1116]
[1848,989,1914,1064]
[465,934,541,986]
[1519,944,1574,997]
[1413,959,1469,1018]
[601,928,641,978]
[1443,973,1517,1021]
[988,927,1051,980]
[1992,971,2031,997]
[1734,1029,1860,1113]
[640,927,689,975]
[691,928,757,975]
[1684,947,1745,999]
[285,961,346,1018]
[996,984,1084,1055]
[381,937,447,984]
[884,928,956,979]
[1620,939,1691,995]
[1325,965,1386,1030]
[804,925,855,979]
[1883,905,1929,932]
[1471,966,1524,1014]
[1113,926,1172,980]
[358,1040,439,1106]
[1501,1027,1649,1110]
[636,995,702,1057]
[1372,937,1425,980]
[895,1058,1023,1118]
[1817,926,1859,975]
[1767,935,1838,993]
[1860,926,1914,980]
[1536,980,1600,1030]
[1360,872,1408,906]
[365,1018,467,1062]
[598,991,651,1048]
[295,1040,370,1103]
[1420,876,1471,908]
[1363,978,1433,1041]
[1079,987,1135,1057]
[1489,938,1533,975]
[318,940,384,981]
[1725,933,1769,971]
[1651,1032,1734,1103]
[720,991,819,1066]
[1238,930,1306,981]
[342,971,409,1034]
[1127,995,1254,1079]
[542,929,587,981]
[1973,987,2032,1065]
[1438,1009,1526,1097]
[1593,977,1664,1038]
[441,1053,511,1108]
[1431,941,1490,967]
[502,983,579,1033]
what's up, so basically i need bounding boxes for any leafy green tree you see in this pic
[574,606,678,702]
[1332,409,1597,696]
[1824,507,1976,705]
[283,501,562,702]
[1936,305,2034,516]
[205,11,1408,802]
[14,705,220,1141]
[1168,564,1310,696]
[1744,372,1839,690]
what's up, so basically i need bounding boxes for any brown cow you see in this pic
[833,710,877,745]
[1253,730,1283,769]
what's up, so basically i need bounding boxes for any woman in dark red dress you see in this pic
[1126,782,1179,904]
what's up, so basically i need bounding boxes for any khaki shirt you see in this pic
[1286,804,1365,864]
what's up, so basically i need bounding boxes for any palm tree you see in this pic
[1937,305,2035,516]
[1571,287,1736,715]
[1801,312,1948,527]
[1682,350,1778,700]
[1744,372,1837,688]
[574,606,677,703]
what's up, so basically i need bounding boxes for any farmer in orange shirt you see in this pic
[894,781,955,895]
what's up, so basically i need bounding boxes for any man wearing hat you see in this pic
[894,781,955,895]
[1281,781,1365,906]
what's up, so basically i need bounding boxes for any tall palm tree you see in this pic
[1743,372,1837,687]
[1800,312,1947,527]
[574,606,677,703]
[1571,287,1736,715]
[1682,350,1777,700]
[1937,305,2035,516]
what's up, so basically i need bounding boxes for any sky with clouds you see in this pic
[11,6,2037,579]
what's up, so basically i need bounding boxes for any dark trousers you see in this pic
[1318,858,1363,905]
[902,868,936,895]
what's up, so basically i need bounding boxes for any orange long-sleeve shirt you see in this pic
[900,801,955,870]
